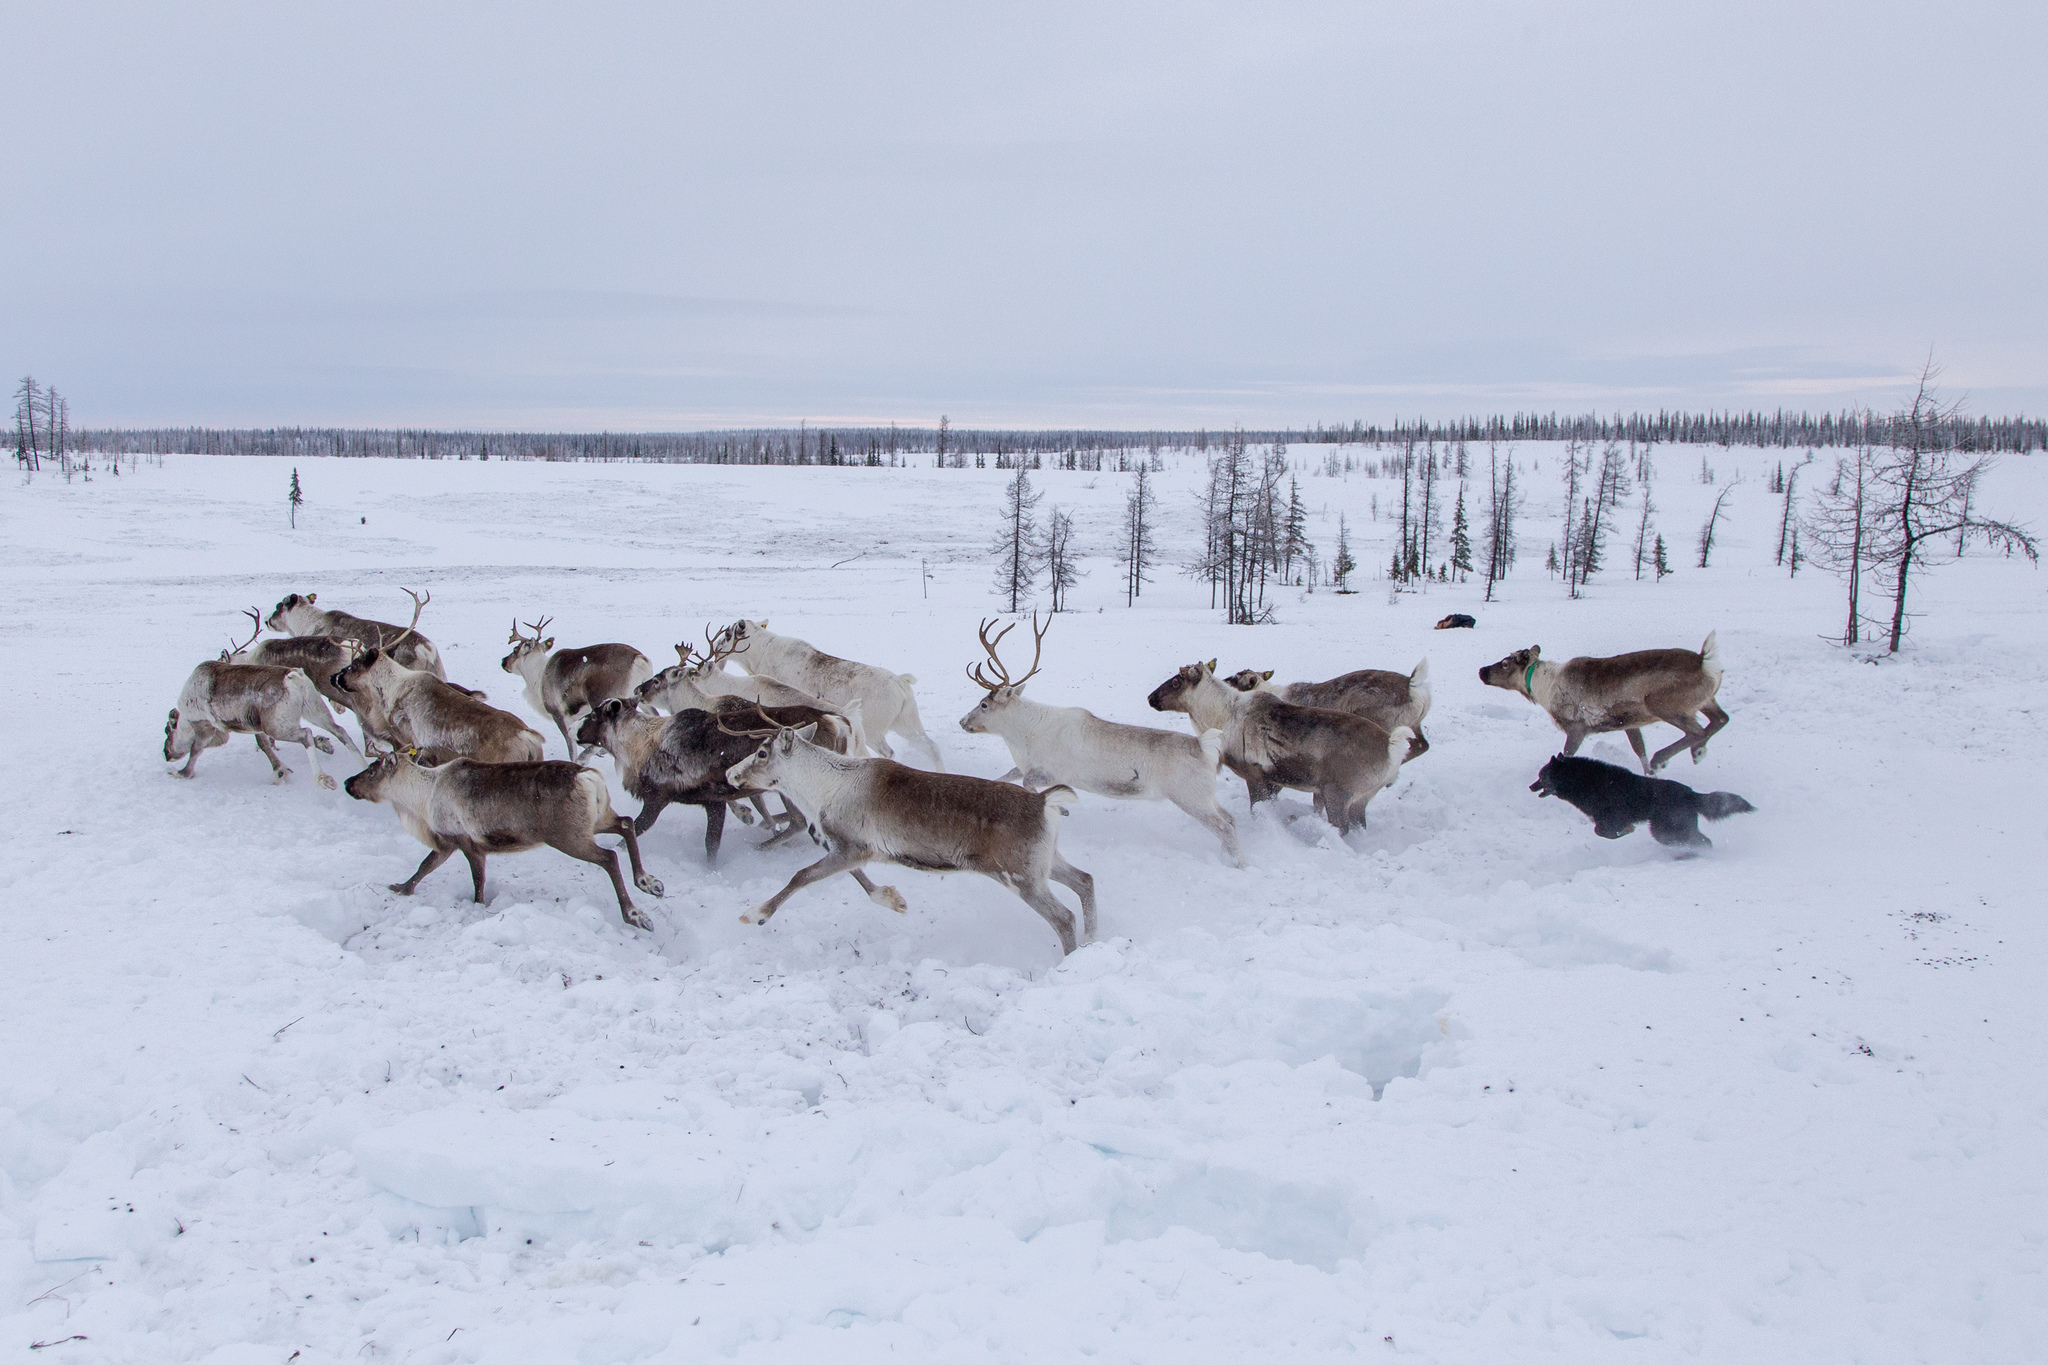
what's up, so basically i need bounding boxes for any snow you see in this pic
[2,447,2042,1362]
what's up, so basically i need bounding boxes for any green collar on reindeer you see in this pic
[1523,660,1540,695]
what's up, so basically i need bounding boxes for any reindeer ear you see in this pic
[794,722,819,742]
[1527,645,1541,659]
[542,638,553,650]
[1204,658,1217,672]
[306,593,317,604]
[1261,670,1274,681]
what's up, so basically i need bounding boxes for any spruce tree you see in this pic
[1449,483,1473,581]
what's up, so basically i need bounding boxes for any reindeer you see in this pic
[164,646,361,787]
[332,645,544,763]
[500,617,653,758]
[575,697,854,863]
[958,616,1241,866]
[637,631,867,752]
[718,619,941,768]
[725,722,1096,955]
[220,607,376,749]
[1222,659,1432,762]
[265,588,447,679]
[1148,661,1411,835]
[343,749,663,929]
[1478,632,1728,774]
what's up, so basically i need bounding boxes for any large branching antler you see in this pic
[387,587,430,649]
[221,607,265,660]
[508,615,552,646]
[697,621,747,673]
[965,612,1049,693]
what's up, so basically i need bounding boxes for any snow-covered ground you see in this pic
[1,446,2041,1363]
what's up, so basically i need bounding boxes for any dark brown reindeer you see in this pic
[1149,661,1410,835]
[574,697,854,864]
[266,588,447,680]
[500,617,653,758]
[724,721,1096,955]
[343,749,663,929]
[1222,658,1431,762]
[1478,632,1728,774]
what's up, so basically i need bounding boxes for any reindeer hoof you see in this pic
[169,769,194,780]
[313,737,335,754]
[636,874,665,898]
[868,885,908,913]
[624,907,654,931]
[317,774,337,791]
[388,883,414,896]
[272,768,293,783]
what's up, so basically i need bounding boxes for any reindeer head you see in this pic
[959,614,1048,732]
[500,616,554,673]
[330,646,391,701]
[343,746,445,803]
[1146,660,1218,714]
[265,592,318,634]
[575,697,641,752]
[1221,669,1275,693]
[724,721,820,793]
[1479,646,1542,694]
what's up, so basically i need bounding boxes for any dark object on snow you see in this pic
[1529,754,1754,850]
[1435,613,1477,629]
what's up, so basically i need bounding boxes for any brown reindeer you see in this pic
[1149,661,1410,835]
[1478,632,1728,774]
[500,617,653,758]
[344,749,663,928]
[332,646,544,763]
[725,722,1095,954]
[266,588,447,679]
[1222,659,1431,762]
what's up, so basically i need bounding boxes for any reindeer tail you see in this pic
[1699,631,1723,685]
[1408,657,1432,712]
[1385,725,1415,771]
[1197,728,1226,772]
[1040,784,1079,823]
[896,672,918,687]
[575,766,616,825]
[1697,790,1754,821]
[839,696,869,755]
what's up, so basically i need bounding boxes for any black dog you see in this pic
[1529,755,1754,849]
[1435,613,1477,629]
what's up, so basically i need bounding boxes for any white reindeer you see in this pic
[957,616,1241,866]
[719,619,941,768]
[164,659,361,788]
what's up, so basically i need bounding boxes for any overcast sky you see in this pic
[4,2,2042,431]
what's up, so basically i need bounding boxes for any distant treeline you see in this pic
[66,407,2045,464]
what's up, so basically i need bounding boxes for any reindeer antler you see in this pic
[387,587,430,649]
[966,613,1049,692]
[715,701,786,739]
[699,622,747,672]
[221,607,264,660]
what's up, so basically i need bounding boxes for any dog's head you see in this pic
[1529,755,1568,797]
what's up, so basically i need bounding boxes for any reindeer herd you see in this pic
[163,589,1740,955]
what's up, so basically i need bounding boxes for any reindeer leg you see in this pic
[553,824,654,930]
[1011,876,1079,956]
[1648,710,1710,772]
[605,814,664,899]
[746,849,872,925]
[551,709,577,762]
[848,870,906,912]
[461,848,487,900]
[633,794,670,836]
[308,704,360,757]
[701,801,726,867]
[1171,793,1244,868]
[292,726,336,790]
[253,733,292,782]
[1695,701,1731,758]
[1626,728,1651,774]
[1559,724,1589,757]
[392,844,454,895]
[1047,858,1096,943]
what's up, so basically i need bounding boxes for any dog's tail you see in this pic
[1697,790,1754,821]
[1699,631,1723,687]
